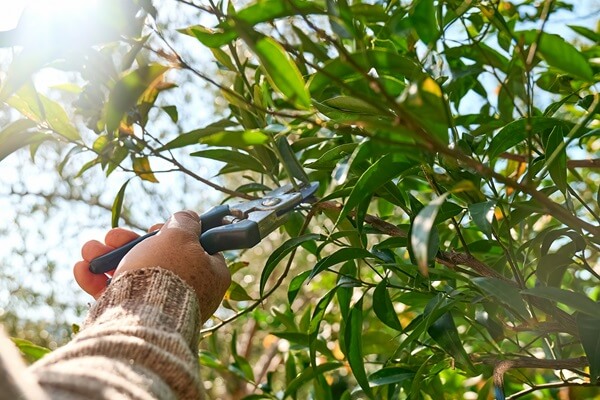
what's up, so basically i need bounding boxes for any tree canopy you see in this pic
[1,0,600,398]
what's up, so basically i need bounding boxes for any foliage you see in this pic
[1,0,600,399]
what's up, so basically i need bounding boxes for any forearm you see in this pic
[29,268,205,399]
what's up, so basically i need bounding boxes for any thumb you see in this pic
[159,210,201,240]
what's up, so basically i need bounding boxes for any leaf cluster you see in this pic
[1,0,600,398]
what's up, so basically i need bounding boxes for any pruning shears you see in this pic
[89,181,319,274]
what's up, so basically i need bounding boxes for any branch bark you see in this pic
[7,188,146,231]
[474,355,589,399]
[501,152,600,169]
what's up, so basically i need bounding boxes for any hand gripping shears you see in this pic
[89,181,319,274]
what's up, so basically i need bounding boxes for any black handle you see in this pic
[200,204,230,231]
[89,205,232,274]
[89,231,158,274]
[200,219,261,254]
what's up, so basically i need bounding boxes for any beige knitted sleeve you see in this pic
[19,267,205,399]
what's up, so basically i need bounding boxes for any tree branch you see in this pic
[474,355,589,399]
[315,200,507,281]
[507,381,593,399]
[500,152,600,169]
[7,188,146,231]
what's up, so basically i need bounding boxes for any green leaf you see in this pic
[292,25,330,62]
[434,201,463,224]
[0,119,48,162]
[162,105,178,122]
[285,353,297,390]
[568,25,600,43]
[337,261,356,319]
[7,85,80,141]
[337,153,412,225]
[399,77,449,144]
[373,281,403,331]
[199,350,227,371]
[210,47,236,71]
[111,180,130,228]
[322,96,383,114]
[540,229,585,256]
[288,269,311,304]
[157,119,237,151]
[240,32,311,109]
[181,0,324,48]
[11,338,51,362]
[488,117,575,161]
[309,49,426,99]
[468,201,496,237]
[230,332,255,382]
[543,126,567,193]
[305,143,357,170]
[536,253,572,287]
[272,332,335,358]
[200,130,271,148]
[408,355,435,399]
[283,362,342,397]
[516,30,593,81]
[343,298,373,397]
[411,193,448,276]
[410,0,439,44]
[276,136,310,183]
[105,64,170,133]
[475,310,504,342]
[309,288,338,368]
[260,234,321,295]
[400,294,453,346]
[76,157,101,178]
[368,367,415,387]
[427,312,476,373]
[309,248,378,280]
[576,313,600,384]
[522,287,600,318]
[445,43,509,71]
[182,25,237,48]
[226,281,254,301]
[473,277,530,319]
[191,149,265,173]
[40,99,81,141]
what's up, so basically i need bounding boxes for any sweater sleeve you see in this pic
[14,267,205,400]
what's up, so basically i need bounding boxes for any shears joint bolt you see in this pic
[261,197,282,207]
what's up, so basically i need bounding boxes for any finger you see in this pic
[148,223,163,233]
[105,228,140,248]
[81,240,115,262]
[160,210,201,238]
[73,260,107,299]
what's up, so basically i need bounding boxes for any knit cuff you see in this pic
[84,267,202,348]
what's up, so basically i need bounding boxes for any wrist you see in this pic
[87,267,202,346]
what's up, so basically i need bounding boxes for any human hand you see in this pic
[74,210,231,321]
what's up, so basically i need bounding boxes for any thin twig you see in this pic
[7,188,146,231]
[507,381,592,399]
[500,153,600,169]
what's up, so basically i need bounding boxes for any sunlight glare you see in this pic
[7,0,109,50]
[26,0,101,18]
[0,1,27,31]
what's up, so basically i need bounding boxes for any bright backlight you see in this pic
[4,0,130,50]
